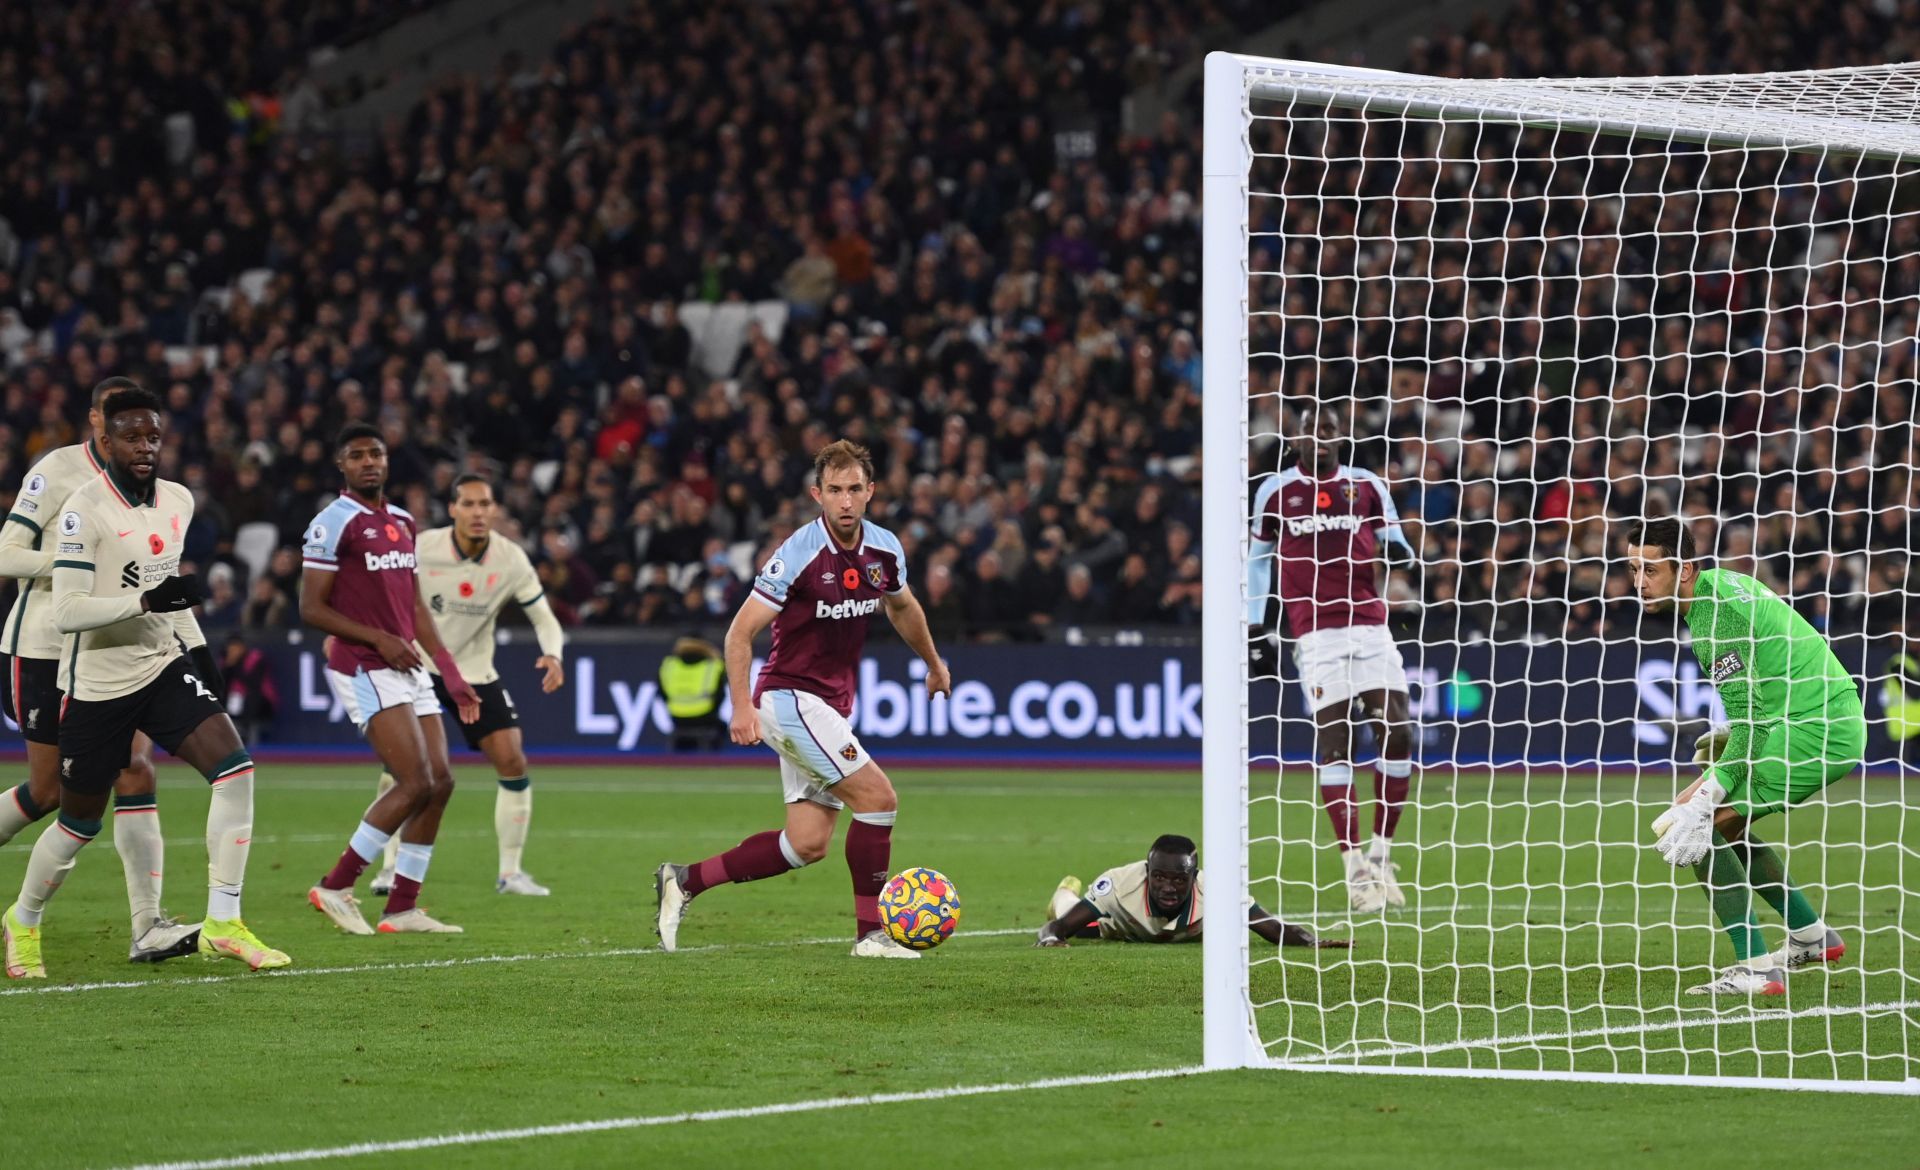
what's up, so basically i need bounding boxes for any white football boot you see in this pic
[377,908,464,934]
[496,872,551,896]
[369,867,397,896]
[1764,927,1845,972]
[654,863,689,952]
[128,915,201,963]
[851,930,921,959]
[307,885,375,935]
[1686,963,1786,997]
[1344,849,1386,913]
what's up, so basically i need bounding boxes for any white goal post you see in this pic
[1202,51,1920,1092]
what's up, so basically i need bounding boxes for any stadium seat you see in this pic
[233,522,280,585]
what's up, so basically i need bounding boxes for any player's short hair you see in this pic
[452,473,494,499]
[334,421,384,454]
[1149,834,1198,859]
[101,385,163,422]
[92,376,142,410]
[1629,517,1694,565]
[814,439,874,487]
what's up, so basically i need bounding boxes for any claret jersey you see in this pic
[1251,464,1407,636]
[301,492,422,675]
[749,517,907,716]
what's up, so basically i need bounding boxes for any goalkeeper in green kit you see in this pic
[1626,519,1864,997]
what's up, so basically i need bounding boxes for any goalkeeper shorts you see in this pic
[1716,697,1866,818]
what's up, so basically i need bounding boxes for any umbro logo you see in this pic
[1288,496,1303,506]
[820,572,836,584]
[363,528,377,539]
[120,561,140,588]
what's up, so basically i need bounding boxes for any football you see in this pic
[878,867,962,950]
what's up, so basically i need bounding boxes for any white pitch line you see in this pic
[0,927,1037,999]
[1283,998,1920,1065]
[104,1065,1212,1170]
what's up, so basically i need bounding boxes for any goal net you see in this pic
[1201,52,1920,1093]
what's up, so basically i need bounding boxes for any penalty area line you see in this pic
[0,928,1036,999]
[105,1066,1211,1170]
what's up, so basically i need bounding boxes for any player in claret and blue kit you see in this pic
[1248,401,1419,913]
[1628,518,1862,997]
[655,440,951,958]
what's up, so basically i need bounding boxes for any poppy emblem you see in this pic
[148,534,164,556]
[841,567,860,590]
[458,581,475,598]
[1316,491,1332,509]
[384,523,400,542]
[866,563,886,589]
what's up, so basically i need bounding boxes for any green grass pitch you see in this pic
[0,763,1913,1169]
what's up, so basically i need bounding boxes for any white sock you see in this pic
[17,816,98,925]
[1343,849,1373,879]
[0,783,39,846]
[112,798,165,937]
[1789,921,1830,943]
[348,819,393,864]
[1367,836,1391,866]
[376,773,401,872]
[495,778,531,875]
[206,766,254,922]
[395,841,434,883]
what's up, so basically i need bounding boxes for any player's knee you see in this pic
[114,752,157,797]
[787,831,830,864]
[428,768,456,805]
[499,751,529,779]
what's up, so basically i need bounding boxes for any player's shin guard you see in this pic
[847,811,895,940]
[682,830,804,897]
[16,813,100,925]
[375,772,400,874]
[385,842,434,915]
[1731,834,1825,936]
[112,792,165,937]
[1693,839,1765,962]
[0,783,43,846]
[1317,763,1360,851]
[495,775,531,875]
[205,754,254,922]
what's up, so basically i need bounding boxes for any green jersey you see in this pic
[1683,569,1854,725]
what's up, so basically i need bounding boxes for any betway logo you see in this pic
[816,597,881,620]
[1285,513,1363,536]
[364,550,417,572]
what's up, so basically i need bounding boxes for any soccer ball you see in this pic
[878,867,961,950]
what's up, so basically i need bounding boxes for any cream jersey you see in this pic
[415,527,544,685]
[2,439,110,660]
[50,470,205,701]
[1083,861,1204,943]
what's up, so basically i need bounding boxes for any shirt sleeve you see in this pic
[1249,475,1280,542]
[0,510,54,580]
[301,506,348,573]
[750,540,803,610]
[1367,472,1412,551]
[1696,587,1760,788]
[51,506,143,633]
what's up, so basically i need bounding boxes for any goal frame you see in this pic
[1198,49,1920,1094]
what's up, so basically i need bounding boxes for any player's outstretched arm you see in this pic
[724,594,778,745]
[298,567,420,671]
[1250,903,1350,949]
[882,589,951,698]
[1035,898,1100,947]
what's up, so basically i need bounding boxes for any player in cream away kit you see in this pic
[302,423,481,936]
[0,377,193,962]
[2,386,287,978]
[1033,834,1348,950]
[1248,402,1418,914]
[365,474,566,897]
[654,440,951,958]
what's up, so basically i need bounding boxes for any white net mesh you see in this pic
[1221,57,1920,1089]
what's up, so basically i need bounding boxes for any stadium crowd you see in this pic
[0,0,1915,645]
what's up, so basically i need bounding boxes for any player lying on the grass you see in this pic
[2,386,287,978]
[1248,399,1418,913]
[301,423,482,936]
[1628,518,1860,997]
[655,440,951,959]
[1034,835,1349,949]
[0,376,194,964]
[365,474,566,898]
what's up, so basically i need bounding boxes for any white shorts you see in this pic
[328,665,442,733]
[1293,624,1409,713]
[757,689,871,810]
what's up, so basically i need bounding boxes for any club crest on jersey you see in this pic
[839,743,859,762]
[866,563,885,589]
[1343,484,1358,502]
[841,567,861,590]
[1711,651,1745,683]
